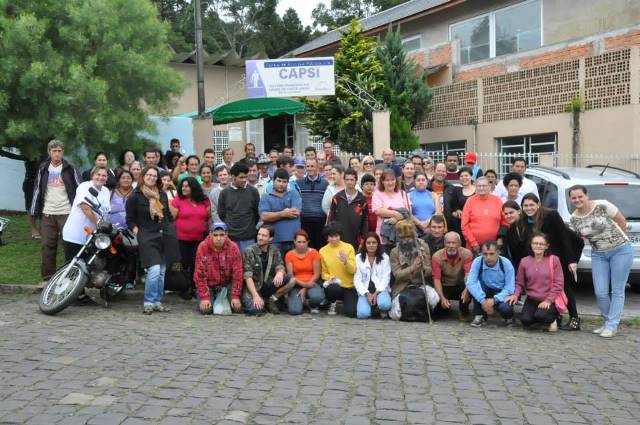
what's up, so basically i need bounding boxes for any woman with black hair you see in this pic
[519,193,584,330]
[354,233,392,319]
[83,152,116,190]
[501,200,527,270]
[500,172,523,204]
[169,176,211,294]
[172,155,202,186]
[118,150,136,172]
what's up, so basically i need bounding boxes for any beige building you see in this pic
[291,0,640,172]
[168,52,306,161]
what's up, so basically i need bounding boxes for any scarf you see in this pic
[398,239,420,267]
[141,185,164,221]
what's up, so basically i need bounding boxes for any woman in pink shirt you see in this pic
[372,168,411,250]
[506,232,564,332]
[170,177,211,293]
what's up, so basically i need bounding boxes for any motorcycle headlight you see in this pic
[94,234,112,250]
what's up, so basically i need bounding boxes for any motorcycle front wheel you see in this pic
[39,263,87,315]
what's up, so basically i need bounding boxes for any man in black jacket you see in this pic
[30,139,81,287]
[327,168,368,250]
[218,162,260,254]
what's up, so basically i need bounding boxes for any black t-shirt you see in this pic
[260,251,269,278]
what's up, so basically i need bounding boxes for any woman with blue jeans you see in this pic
[353,233,392,319]
[126,166,180,315]
[569,185,633,338]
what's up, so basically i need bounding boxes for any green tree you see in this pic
[312,0,407,30]
[0,0,185,161]
[377,24,431,127]
[303,19,386,153]
[376,24,431,150]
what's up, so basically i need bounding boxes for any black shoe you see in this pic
[179,290,192,300]
[560,316,580,331]
[266,298,281,315]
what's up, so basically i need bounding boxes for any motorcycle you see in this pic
[39,187,138,315]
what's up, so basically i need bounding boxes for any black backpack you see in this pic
[399,287,428,322]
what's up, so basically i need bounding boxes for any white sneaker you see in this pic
[593,326,605,334]
[470,315,485,327]
[600,329,617,338]
[310,308,319,314]
[548,321,558,333]
[328,302,337,316]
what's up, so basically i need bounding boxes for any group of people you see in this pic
[26,138,633,338]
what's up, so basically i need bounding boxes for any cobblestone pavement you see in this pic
[1,293,639,425]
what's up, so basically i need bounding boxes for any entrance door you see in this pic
[263,115,286,153]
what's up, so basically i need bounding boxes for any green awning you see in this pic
[174,98,305,124]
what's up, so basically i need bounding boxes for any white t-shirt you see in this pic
[43,163,72,215]
[62,181,111,245]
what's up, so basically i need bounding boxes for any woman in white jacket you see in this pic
[354,232,392,319]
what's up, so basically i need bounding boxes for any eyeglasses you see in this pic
[363,162,373,165]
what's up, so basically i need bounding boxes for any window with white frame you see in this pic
[450,0,541,65]
[496,132,557,176]
[421,140,466,162]
[402,34,421,52]
[213,130,229,165]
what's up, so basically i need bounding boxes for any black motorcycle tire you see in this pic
[39,263,87,315]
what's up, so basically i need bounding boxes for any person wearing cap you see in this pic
[259,168,302,257]
[293,157,306,181]
[242,225,298,315]
[298,158,329,250]
[463,152,483,182]
[193,221,244,314]
[256,153,272,185]
[218,162,260,254]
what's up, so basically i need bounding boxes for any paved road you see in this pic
[0,293,639,425]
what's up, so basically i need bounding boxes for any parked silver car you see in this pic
[524,165,640,289]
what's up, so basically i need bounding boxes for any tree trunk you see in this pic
[572,110,580,167]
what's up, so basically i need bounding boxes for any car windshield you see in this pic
[566,185,640,220]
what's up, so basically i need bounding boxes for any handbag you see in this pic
[550,256,569,314]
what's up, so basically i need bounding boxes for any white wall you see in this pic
[0,116,195,212]
[0,156,25,211]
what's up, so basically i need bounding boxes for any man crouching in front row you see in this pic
[242,225,298,315]
[194,222,244,315]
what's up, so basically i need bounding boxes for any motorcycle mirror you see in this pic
[88,187,99,197]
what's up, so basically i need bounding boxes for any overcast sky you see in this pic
[277,0,331,28]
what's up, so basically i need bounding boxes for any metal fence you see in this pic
[334,150,640,178]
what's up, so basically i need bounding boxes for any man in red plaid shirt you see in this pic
[194,222,243,314]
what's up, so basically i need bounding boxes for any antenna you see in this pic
[337,77,386,111]
[599,163,610,176]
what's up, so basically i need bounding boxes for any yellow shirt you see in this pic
[320,241,356,288]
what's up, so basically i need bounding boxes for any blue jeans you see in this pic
[287,284,326,315]
[357,291,392,319]
[591,241,633,331]
[144,264,166,306]
[234,239,255,254]
[472,284,513,319]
